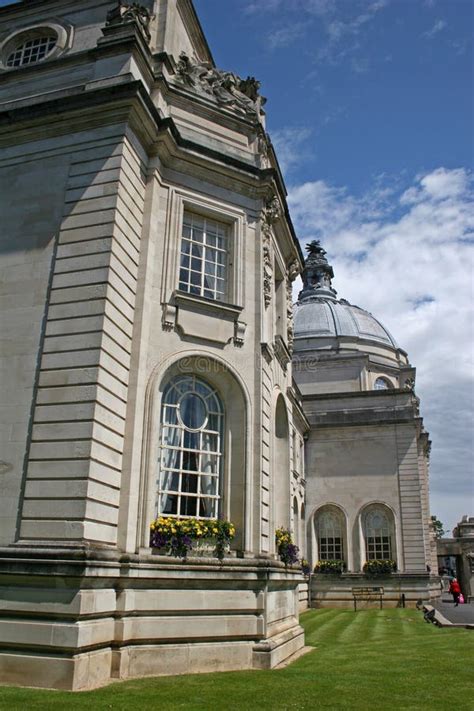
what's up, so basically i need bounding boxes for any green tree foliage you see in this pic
[431,515,446,539]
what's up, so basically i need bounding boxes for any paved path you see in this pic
[434,595,474,625]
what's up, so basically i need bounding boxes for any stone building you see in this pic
[437,516,474,601]
[0,0,307,690]
[293,242,439,606]
[0,0,438,692]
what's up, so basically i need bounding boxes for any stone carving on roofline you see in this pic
[261,196,281,307]
[175,52,266,120]
[298,240,338,302]
[286,260,300,353]
[106,1,152,42]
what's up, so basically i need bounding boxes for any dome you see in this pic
[294,297,399,349]
[293,241,402,355]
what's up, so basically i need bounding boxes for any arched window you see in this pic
[364,508,392,560]
[374,377,391,390]
[317,508,344,560]
[156,374,223,519]
[274,395,290,529]
[292,497,299,546]
[7,34,56,67]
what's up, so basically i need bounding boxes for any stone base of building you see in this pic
[0,546,305,691]
[310,572,441,609]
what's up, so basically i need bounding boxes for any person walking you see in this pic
[449,578,461,606]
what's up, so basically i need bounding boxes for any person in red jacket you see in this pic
[449,578,461,606]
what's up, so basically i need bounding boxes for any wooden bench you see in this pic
[352,586,384,611]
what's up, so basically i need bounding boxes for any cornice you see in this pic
[301,388,415,402]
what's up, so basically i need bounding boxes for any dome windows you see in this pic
[0,23,72,71]
[374,377,392,390]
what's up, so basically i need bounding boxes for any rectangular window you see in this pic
[320,537,343,560]
[366,536,392,560]
[178,212,228,301]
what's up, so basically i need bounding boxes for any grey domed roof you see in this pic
[293,241,399,350]
[294,298,398,348]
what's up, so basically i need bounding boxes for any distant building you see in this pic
[0,0,438,691]
[437,516,474,598]
[294,242,439,605]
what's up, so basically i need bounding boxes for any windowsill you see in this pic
[174,290,243,317]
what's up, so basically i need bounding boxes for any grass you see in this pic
[0,608,472,710]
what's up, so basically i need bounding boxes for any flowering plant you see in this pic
[314,559,346,575]
[301,558,311,576]
[150,517,235,560]
[275,527,299,566]
[363,559,397,576]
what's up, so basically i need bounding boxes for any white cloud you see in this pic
[289,167,474,532]
[422,19,447,39]
[251,0,387,72]
[266,23,306,50]
[269,126,313,176]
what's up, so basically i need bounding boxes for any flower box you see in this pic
[363,559,397,577]
[149,517,235,561]
[314,560,346,575]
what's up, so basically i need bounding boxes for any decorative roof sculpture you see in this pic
[175,52,266,121]
[294,241,399,350]
[105,1,153,42]
[298,240,337,302]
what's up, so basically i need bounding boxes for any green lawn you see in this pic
[0,609,472,710]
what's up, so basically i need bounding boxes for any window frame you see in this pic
[0,23,72,72]
[161,189,245,310]
[156,374,225,520]
[374,376,393,391]
[317,509,344,561]
[364,508,393,561]
[178,210,229,302]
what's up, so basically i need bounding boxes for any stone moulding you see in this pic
[261,195,281,308]
[0,547,305,691]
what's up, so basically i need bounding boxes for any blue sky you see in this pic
[1,0,472,533]
[195,0,473,534]
[195,0,471,192]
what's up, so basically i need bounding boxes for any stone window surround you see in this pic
[315,505,346,562]
[311,502,400,571]
[161,188,245,312]
[0,21,73,72]
[139,356,248,551]
[359,503,398,567]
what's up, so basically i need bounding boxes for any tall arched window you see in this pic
[317,508,344,560]
[156,374,223,519]
[274,394,290,529]
[292,497,299,546]
[364,508,392,560]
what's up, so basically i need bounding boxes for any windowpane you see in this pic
[7,35,56,67]
[156,375,223,520]
[317,509,345,561]
[365,509,392,560]
[179,212,228,301]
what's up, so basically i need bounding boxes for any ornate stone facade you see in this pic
[0,0,305,691]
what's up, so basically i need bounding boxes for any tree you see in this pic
[431,515,446,539]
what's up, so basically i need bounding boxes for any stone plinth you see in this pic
[0,547,304,690]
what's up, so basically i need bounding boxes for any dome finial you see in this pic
[298,240,337,302]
